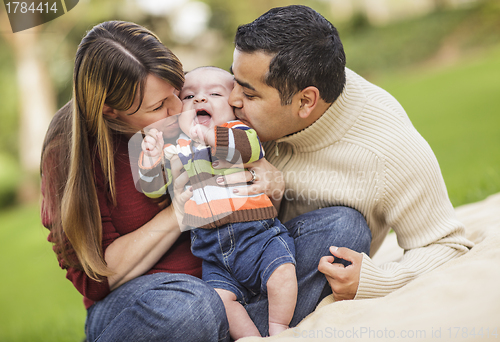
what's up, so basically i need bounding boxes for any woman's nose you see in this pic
[168,95,182,116]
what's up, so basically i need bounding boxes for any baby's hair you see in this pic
[185,66,231,75]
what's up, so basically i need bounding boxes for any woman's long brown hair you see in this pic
[41,21,184,280]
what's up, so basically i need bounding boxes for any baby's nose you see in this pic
[194,95,207,103]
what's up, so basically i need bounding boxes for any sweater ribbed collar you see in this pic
[274,68,367,153]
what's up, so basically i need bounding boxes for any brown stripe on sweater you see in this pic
[183,206,277,229]
[231,129,253,164]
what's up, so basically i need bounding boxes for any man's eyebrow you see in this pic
[230,65,256,91]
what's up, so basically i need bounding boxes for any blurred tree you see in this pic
[1,19,54,202]
[0,0,148,203]
[199,0,331,68]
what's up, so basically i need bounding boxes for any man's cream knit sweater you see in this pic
[263,68,474,299]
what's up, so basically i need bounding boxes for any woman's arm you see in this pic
[105,156,192,290]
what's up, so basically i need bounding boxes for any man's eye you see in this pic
[243,93,255,99]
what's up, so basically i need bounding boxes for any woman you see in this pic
[40,21,234,341]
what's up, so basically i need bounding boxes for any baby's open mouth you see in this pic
[196,109,212,126]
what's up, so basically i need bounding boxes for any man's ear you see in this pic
[103,104,118,118]
[297,86,320,119]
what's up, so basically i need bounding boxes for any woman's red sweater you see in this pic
[41,134,202,309]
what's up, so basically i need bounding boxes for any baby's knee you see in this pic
[215,288,237,303]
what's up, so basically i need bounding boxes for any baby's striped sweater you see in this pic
[139,120,276,229]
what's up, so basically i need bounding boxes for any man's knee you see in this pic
[285,206,368,233]
[327,207,371,253]
[285,206,371,255]
[322,206,366,228]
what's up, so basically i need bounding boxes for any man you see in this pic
[228,5,473,306]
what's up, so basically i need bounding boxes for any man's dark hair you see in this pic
[235,5,346,105]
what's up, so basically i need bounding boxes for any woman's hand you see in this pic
[169,155,192,231]
[214,158,285,210]
[317,246,363,301]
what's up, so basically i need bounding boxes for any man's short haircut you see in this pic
[235,5,346,105]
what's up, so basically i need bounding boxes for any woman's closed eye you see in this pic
[152,101,165,111]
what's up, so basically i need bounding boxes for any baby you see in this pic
[138,67,297,339]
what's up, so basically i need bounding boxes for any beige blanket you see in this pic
[242,193,500,341]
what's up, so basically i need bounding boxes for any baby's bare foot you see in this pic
[269,322,289,336]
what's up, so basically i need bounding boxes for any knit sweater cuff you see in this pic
[355,253,405,300]
[213,126,229,160]
[138,151,162,170]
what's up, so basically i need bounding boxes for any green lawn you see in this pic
[0,205,86,342]
[1,41,499,342]
[375,45,500,207]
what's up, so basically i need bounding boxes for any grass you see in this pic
[341,8,472,76]
[340,1,500,78]
[374,45,500,207]
[0,205,86,342]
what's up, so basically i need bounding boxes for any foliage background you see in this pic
[0,0,499,340]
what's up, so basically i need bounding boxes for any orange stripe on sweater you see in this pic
[184,194,273,218]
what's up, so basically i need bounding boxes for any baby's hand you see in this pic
[141,129,163,167]
[190,124,208,144]
[190,124,215,146]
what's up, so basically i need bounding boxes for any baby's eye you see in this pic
[182,95,194,100]
[210,93,222,96]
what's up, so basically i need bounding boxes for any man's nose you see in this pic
[228,85,242,108]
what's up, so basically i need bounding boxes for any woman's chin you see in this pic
[162,122,180,139]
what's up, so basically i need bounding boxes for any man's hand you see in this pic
[213,158,285,210]
[317,246,363,301]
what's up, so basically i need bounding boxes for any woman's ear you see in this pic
[102,104,118,118]
[297,86,320,119]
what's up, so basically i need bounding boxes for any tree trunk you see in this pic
[9,29,55,202]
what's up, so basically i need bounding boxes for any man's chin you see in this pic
[235,115,249,126]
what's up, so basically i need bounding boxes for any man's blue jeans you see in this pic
[85,206,371,341]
